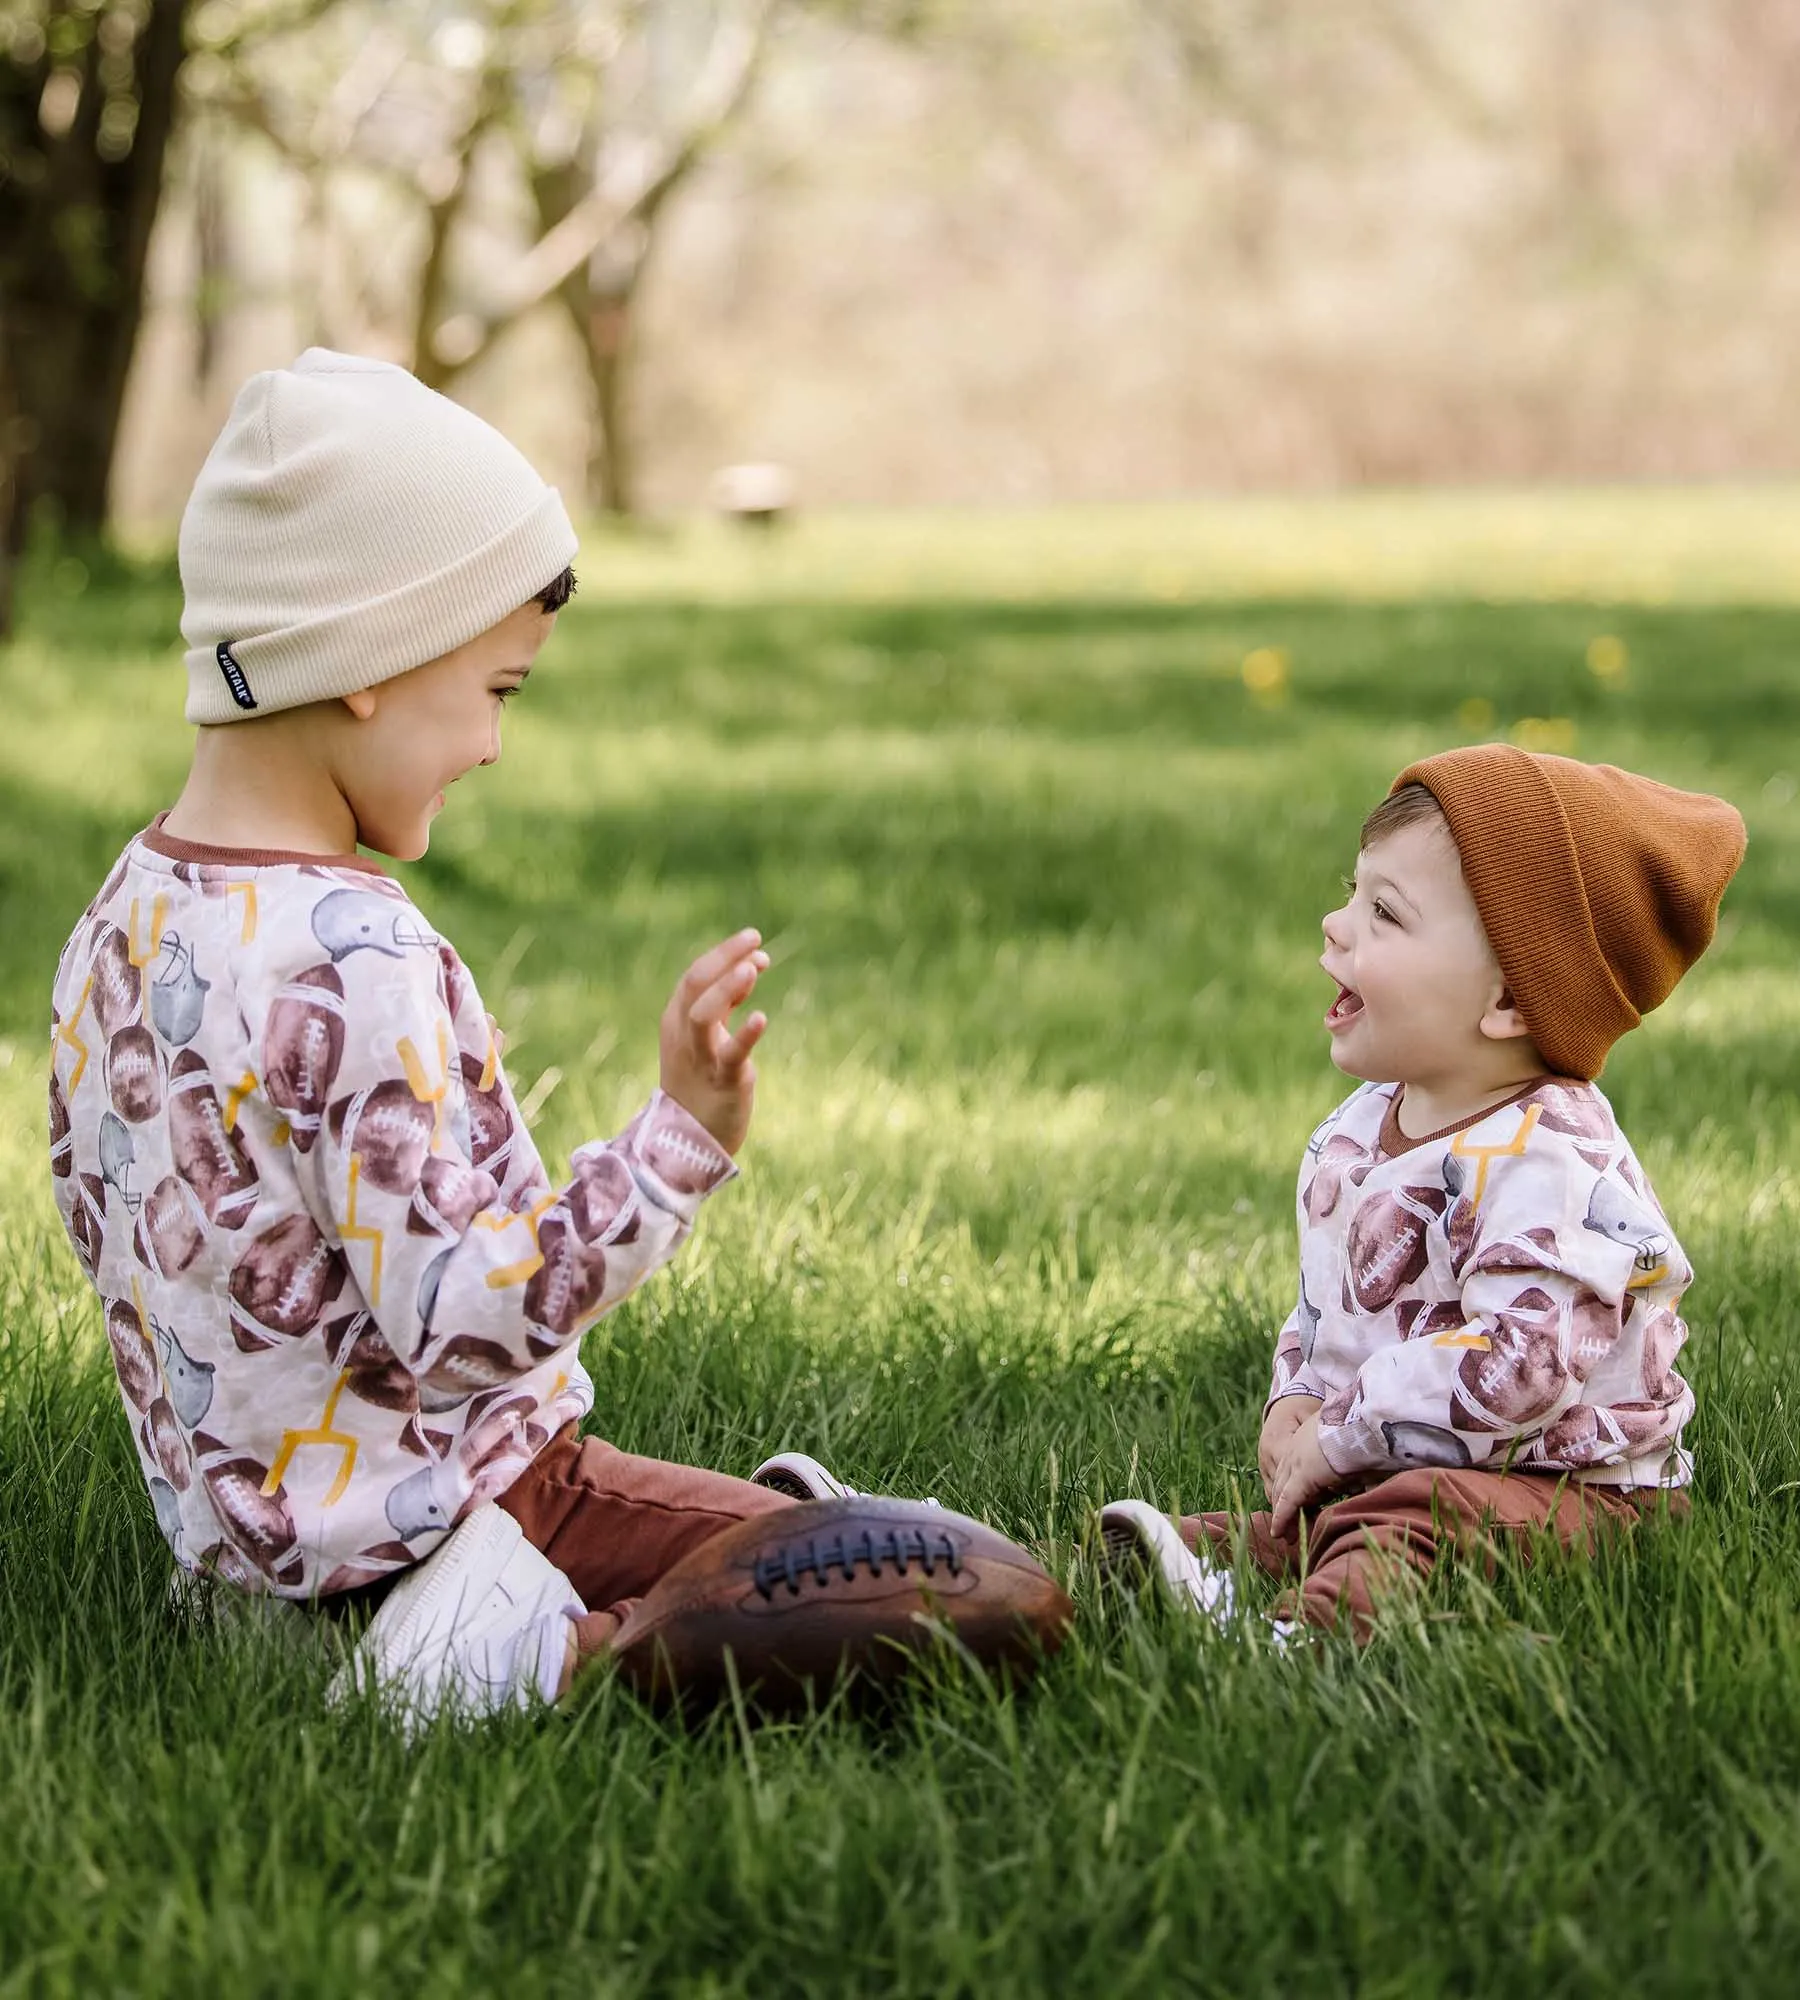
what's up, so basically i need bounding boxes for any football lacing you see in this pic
[752,1525,963,1599]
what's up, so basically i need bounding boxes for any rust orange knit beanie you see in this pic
[1391,746,1746,1080]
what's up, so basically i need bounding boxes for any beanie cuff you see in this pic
[183,488,576,724]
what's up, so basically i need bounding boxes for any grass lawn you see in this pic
[5,495,1800,1995]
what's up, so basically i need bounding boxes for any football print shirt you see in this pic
[1270,1077,1697,1488]
[49,821,734,1597]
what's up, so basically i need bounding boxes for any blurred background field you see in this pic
[11,0,1800,578]
[7,503,1800,1993]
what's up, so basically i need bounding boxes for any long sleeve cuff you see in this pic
[1314,1391,1392,1478]
[607,1090,737,1220]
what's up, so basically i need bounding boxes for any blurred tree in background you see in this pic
[0,0,780,628]
[197,0,780,517]
[0,0,188,629]
[7,0,1800,624]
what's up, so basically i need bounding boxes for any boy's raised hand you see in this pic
[659,929,769,1158]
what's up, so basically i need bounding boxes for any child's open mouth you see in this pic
[1325,982,1365,1031]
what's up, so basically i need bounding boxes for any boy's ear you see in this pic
[1478,984,1535,1045]
[341,687,379,721]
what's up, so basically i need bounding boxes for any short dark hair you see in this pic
[536,565,577,613]
[1359,780,1445,851]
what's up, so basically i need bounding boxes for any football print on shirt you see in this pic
[49,830,730,1598]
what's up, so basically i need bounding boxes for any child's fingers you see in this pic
[675,930,762,1008]
[1269,1462,1301,1541]
[687,951,768,1028]
[719,1011,767,1072]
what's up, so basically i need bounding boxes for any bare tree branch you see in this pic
[469,0,777,336]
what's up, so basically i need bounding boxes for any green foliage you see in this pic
[3,505,1800,1995]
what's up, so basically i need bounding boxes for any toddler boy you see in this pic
[48,350,824,1715]
[1100,746,1745,1640]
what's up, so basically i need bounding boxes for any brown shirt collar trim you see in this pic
[1377,1077,1551,1159]
[139,812,388,875]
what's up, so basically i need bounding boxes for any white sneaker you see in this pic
[749,1451,862,1501]
[750,1450,942,1507]
[1097,1499,1237,1628]
[326,1503,584,1725]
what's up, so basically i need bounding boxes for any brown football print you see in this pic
[167,1049,259,1227]
[195,1537,264,1593]
[612,1497,1074,1714]
[458,1394,536,1477]
[628,1100,727,1199]
[567,1149,636,1245]
[105,1296,160,1411]
[1638,1304,1684,1400]
[142,1396,192,1490]
[133,1173,206,1278]
[319,1541,418,1596]
[328,1078,437,1194]
[263,964,347,1152]
[104,1024,164,1124]
[436,945,469,1022]
[1532,1084,1612,1141]
[69,1172,107,1275]
[1470,1228,1561,1276]
[1444,1197,1480,1275]
[417,1334,520,1409]
[1533,1403,1612,1467]
[1607,1398,1687,1454]
[1568,1293,1622,1379]
[228,1212,348,1340]
[458,1052,518,1178]
[48,1067,72,1179]
[326,1312,419,1412]
[1345,1185,1447,1312]
[1394,1299,1469,1341]
[1457,1310,1568,1427]
[89,923,142,1036]
[406,1156,500,1238]
[194,1431,302,1586]
[1304,1134,1372,1225]
[523,1213,608,1339]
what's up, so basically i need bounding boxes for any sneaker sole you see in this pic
[750,1452,855,1502]
[1097,1499,1236,1622]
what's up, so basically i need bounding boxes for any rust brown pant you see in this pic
[1184,1468,1674,1643]
[498,1424,796,1664]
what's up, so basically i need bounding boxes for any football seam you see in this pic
[751,1525,964,1600]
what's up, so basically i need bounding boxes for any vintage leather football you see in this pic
[611,1496,1074,1711]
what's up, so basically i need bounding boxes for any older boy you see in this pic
[1100,747,1745,1640]
[48,349,811,1716]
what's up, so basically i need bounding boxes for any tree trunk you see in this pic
[0,0,190,542]
[0,327,18,639]
[585,291,639,519]
[532,157,647,520]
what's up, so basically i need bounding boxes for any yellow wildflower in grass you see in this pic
[1512,716,1578,754]
[1588,634,1629,683]
[1241,647,1290,705]
[1457,697,1497,734]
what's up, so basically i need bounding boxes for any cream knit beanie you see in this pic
[178,349,577,724]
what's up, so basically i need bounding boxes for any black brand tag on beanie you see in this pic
[216,641,257,710]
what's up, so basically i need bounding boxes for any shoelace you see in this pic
[752,1524,963,1599]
